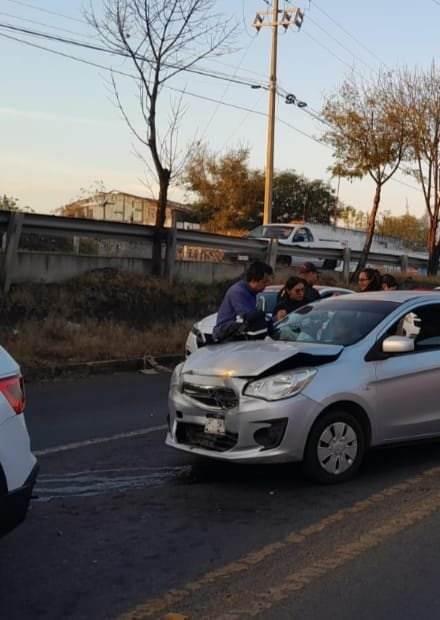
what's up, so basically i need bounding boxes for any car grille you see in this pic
[182,383,238,409]
[176,422,238,452]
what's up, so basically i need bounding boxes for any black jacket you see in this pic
[304,285,321,303]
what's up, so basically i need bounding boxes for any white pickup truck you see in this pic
[246,223,344,270]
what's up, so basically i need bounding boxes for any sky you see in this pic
[1,0,439,217]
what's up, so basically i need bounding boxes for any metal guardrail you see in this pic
[0,209,430,292]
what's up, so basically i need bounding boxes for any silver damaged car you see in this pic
[166,292,440,483]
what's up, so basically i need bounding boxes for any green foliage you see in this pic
[0,194,34,212]
[377,211,428,249]
[322,75,406,184]
[272,172,338,224]
[185,146,339,230]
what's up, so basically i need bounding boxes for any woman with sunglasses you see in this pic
[273,276,307,321]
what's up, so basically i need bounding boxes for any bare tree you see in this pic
[87,0,236,274]
[322,73,407,276]
[391,63,440,274]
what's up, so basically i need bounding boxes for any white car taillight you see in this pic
[0,375,25,414]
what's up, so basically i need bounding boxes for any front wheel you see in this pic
[303,410,366,484]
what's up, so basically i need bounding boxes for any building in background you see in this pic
[59,190,197,229]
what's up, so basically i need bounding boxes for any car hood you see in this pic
[182,340,343,378]
[195,313,217,335]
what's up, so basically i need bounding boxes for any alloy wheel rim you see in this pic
[317,422,358,475]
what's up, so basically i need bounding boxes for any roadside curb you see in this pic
[22,353,183,382]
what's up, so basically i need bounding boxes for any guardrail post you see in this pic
[266,238,278,270]
[165,211,177,283]
[0,211,24,293]
[343,246,351,284]
[400,254,409,273]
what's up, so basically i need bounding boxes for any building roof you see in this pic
[63,190,191,213]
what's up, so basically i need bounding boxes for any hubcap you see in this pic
[317,422,358,475]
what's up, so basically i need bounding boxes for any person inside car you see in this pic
[298,262,321,303]
[273,276,307,322]
[358,268,382,292]
[213,261,273,342]
[381,274,398,291]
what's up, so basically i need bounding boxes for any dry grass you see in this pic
[1,317,192,367]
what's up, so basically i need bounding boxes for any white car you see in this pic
[185,285,353,356]
[0,347,38,537]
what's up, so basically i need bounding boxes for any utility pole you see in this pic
[253,2,304,225]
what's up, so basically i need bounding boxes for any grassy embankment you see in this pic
[1,268,439,368]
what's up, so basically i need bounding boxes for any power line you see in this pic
[0,25,424,198]
[200,35,257,139]
[0,29,315,143]
[311,1,389,68]
[219,90,266,151]
[3,2,269,83]
[0,10,94,40]
[0,20,269,90]
[305,13,376,73]
[302,28,364,76]
[4,0,86,25]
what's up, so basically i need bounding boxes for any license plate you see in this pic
[204,418,226,435]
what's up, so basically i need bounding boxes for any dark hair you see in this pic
[278,276,306,301]
[359,268,382,291]
[381,274,398,290]
[245,261,273,282]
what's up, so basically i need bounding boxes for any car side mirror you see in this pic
[382,336,415,354]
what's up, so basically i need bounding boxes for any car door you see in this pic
[373,303,440,443]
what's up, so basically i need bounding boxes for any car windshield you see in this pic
[272,299,399,346]
[248,225,293,240]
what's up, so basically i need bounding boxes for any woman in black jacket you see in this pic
[273,276,307,322]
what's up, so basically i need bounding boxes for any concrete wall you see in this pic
[11,251,243,284]
[13,252,152,283]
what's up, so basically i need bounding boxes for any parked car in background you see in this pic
[243,223,343,270]
[185,285,353,356]
[0,347,38,537]
[169,291,440,483]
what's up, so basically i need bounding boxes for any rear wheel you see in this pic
[303,409,366,484]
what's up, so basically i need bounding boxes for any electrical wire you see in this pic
[200,34,257,140]
[4,0,87,25]
[311,1,389,68]
[305,13,377,73]
[302,28,364,76]
[0,24,423,198]
[0,10,95,40]
[0,20,269,90]
[219,90,266,151]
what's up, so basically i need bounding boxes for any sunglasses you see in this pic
[292,286,305,293]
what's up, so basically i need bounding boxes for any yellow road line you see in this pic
[244,489,440,616]
[118,465,440,620]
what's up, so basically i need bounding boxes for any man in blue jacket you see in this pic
[213,261,273,342]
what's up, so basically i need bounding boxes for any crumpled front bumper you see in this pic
[166,376,321,464]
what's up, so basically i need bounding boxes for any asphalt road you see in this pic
[2,370,440,619]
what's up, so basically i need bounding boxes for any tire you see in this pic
[303,410,366,484]
[322,259,337,270]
